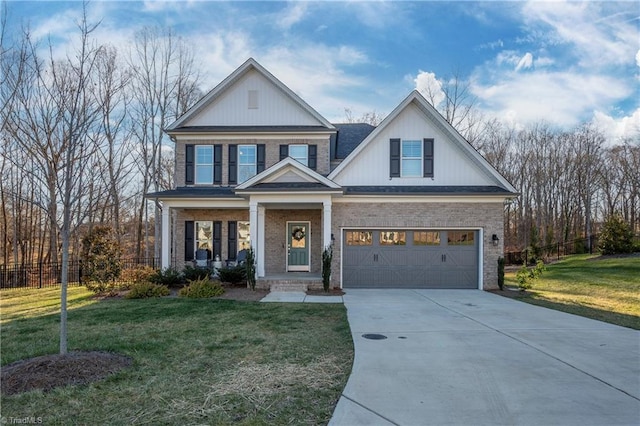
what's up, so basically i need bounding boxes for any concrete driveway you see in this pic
[330,289,640,426]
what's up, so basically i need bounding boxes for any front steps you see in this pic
[257,274,323,292]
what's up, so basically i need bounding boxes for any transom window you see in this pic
[195,146,214,184]
[402,140,422,177]
[346,231,373,246]
[288,144,308,166]
[380,231,406,246]
[414,231,440,246]
[238,145,256,184]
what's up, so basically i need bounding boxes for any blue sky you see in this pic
[4,1,639,141]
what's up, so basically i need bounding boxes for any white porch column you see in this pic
[257,206,266,277]
[161,205,170,269]
[323,199,332,250]
[249,201,260,276]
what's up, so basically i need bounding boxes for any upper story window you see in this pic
[238,144,257,184]
[288,144,308,166]
[195,145,214,184]
[401,140,422,177]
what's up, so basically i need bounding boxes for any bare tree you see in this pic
[343,107,385,126]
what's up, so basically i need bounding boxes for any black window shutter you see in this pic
[257,144,266,173]
[228,145,237,185]
[423,138,434,178]
[228,221,237,261]
[184,221,194,261]
[185,145,194,185]
[213,221,222,259]
[308,144,317,170]
[279,144,288,161]
[213,145,222,184]
[390,138,401,177]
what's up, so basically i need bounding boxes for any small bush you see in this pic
[218,265,247,285]
[149,268,183,288]
[245,246,256,291]
[183,265,211,281]
[516,260,546,291]
[497,257,505,291]
[125,282,170,299]
[120,265,156,289]
[178,278,225,298]
[85,281,120,295]
[322,245,333,292]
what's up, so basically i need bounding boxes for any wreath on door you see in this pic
[292,227,306,241]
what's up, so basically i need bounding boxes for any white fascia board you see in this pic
[249,193,333,205]
[332,195,511,204]
[160,199,249,209]
[168,132,334,141]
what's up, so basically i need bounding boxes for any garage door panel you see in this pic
[343,229,479,289]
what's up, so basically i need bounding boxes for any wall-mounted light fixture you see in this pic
[492,234,500,246]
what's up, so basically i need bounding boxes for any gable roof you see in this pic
[167,58,335,132]
[235,157,342,193]
[328,91,517,193]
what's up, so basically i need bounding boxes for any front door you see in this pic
[287,222,310,271]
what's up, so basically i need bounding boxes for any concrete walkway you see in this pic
[330,289,640,426]
[260,291,343,303]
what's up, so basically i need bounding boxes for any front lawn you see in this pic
[505,254,640,330]
[1,287,354,425]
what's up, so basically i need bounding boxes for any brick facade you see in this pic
[174,137,331,188]
[330,202,505,290]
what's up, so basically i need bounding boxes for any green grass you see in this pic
[0,288,354,425]
[505,254,640,329]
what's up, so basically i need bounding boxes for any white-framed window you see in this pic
[195,145,214,184]
[288,144,308,166]
[195,221,213,253]
[238,144,256,184]
[401,140,422,177]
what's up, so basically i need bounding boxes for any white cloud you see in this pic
[277,3,308,30]
[472,70,632,128]
[414,71,445,108]
[636,49,640,68]
[592,108,640,144]
[515,52,533,71]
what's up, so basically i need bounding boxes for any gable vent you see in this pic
[248,90,258,109]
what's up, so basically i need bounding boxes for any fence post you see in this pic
[557,242,560,261]
[39,261,43,288]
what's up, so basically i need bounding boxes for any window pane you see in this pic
[195,221,213,251]
[414,231,440,246]
[402,159,421,177]
[239,145,256,164]
[380,231,406,246]
[346,231,372,246]
[238,221,250,251]
[195,165,213,184]
[289,145,308,166]
[402,140,421,157]
[196,146,213,163]
[448,231,475,245]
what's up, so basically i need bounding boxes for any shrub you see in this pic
[322,245,333,292]
[81,226,122,294]
[599,214,634,255]
[120,265,156,289]
[497,257,505,291]
[125,282,170,299]
[516,260,546,291]
[149,268,183,288]
[245,246,256,291]
[218,265,247,285]
[183,265,211,282]
[178,278,224,298]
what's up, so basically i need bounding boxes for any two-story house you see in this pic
[147,58,517,290]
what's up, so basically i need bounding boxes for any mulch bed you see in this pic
[1,351,132,396]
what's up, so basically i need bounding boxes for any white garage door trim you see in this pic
[340,227,483,290]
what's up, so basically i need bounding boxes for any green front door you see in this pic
[287,222,310,271]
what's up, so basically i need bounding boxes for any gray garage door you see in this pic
[342,229,479,289]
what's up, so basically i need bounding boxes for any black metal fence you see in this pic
[504,234,603,265]
[0,258,158,290]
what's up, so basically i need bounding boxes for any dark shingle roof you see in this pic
[168,125,333,134]
[331,123,376,159]
[145,187,239,199]
[343,186,516,196]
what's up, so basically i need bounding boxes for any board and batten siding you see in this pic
[332,104,497,187]
[186,69,321,127]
